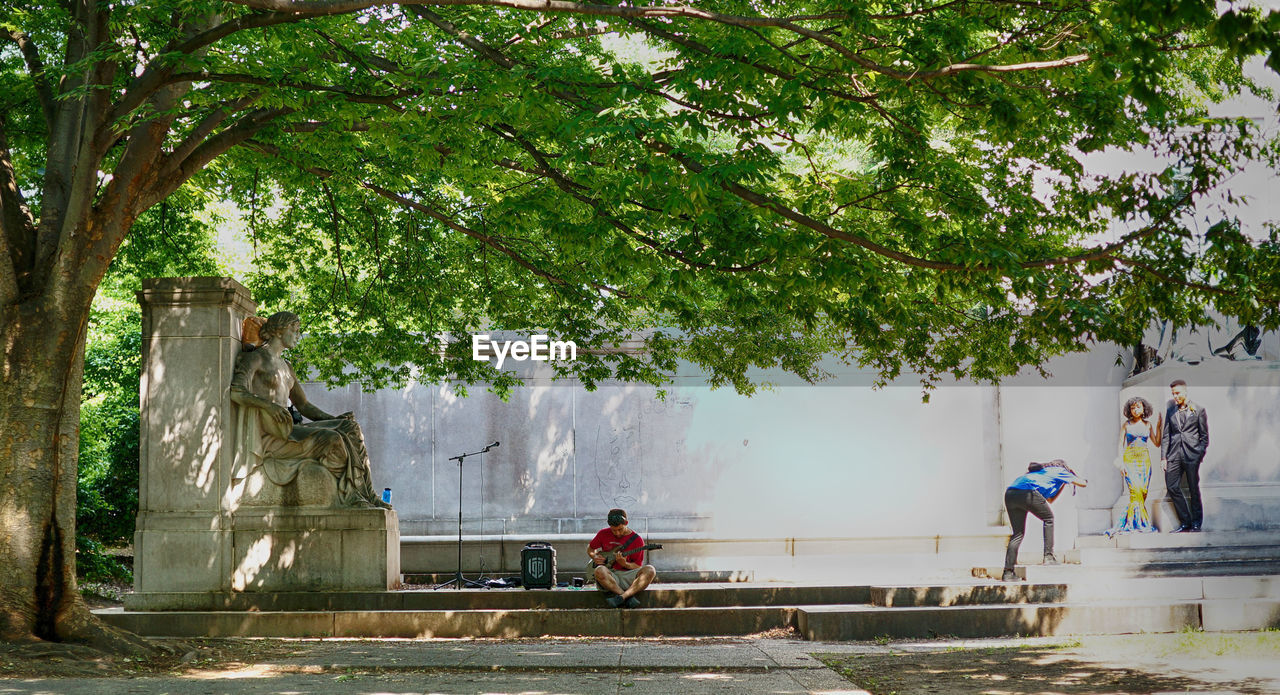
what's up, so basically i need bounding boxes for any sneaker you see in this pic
[624,596,641,609]
[605,595,625,608]
[1043,554,1060,566]
[1001,570,1019,582]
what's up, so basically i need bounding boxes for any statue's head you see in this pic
[259,311,302,343]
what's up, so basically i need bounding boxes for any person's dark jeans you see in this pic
[1004,488,1054,571]
[1165,459,1203,528]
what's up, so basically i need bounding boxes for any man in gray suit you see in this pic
[1161,379,1209,532]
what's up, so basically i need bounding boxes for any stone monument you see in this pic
[129,277,399,611]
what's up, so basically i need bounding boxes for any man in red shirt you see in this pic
[588,508,657,608]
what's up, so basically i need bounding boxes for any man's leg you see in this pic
[1026,491,1056,561]
[1164,460,1191,528]
[594,566,624,595]
[1003,489,1030,573]
[1185,461,1203,529]
[619,566,656,600]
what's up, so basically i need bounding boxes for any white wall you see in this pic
[302,345,1142,541]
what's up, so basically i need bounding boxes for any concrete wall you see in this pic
[300,344,1133,546]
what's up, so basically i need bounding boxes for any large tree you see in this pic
[2,0,1279,647]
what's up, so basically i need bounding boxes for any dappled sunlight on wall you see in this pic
[232,535,275,590]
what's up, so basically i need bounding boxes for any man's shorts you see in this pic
[598,566,642,592]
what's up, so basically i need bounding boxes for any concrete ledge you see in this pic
[97,606,796,638]
[122,583,872,612]
[797,601,1201,641]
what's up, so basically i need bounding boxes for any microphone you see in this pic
[484,441,500,452]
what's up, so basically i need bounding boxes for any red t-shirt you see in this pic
[588,528,644,570]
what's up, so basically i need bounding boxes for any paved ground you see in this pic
[2,632,1279,694]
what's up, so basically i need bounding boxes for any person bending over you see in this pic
[588,509,657,608]
[1002,460,1087,582]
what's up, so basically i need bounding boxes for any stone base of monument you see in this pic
[233,463,338,508]
[132,508,400,609]
[228,508,401,592]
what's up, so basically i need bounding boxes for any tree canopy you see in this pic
[4,1,1280,395]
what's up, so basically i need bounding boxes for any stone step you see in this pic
[103,596,1280,640]
[121,583,873,612]
[797,599,1280,640]
[979,558,1280,582]
[96,605,799,639]
[875,574,1280,606]
[1075,530,1280,550]
[1066,543,1280,565]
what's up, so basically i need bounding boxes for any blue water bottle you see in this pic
[382,488,392,504]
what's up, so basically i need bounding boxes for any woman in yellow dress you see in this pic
[1108,396,1161,535]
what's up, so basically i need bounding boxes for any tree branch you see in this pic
[145,106,296,208]
[1113,256,1232,297]
[225,0,1095,82]
[2,29,57,135]
[362,180,623,294]
[626,19,877,104]
[163,95,263,170]
[106,11,313,129]
[490,126,772,273]
[168,71,419,106]
[0,121,31,303]
[243,139,622,295]
[41,0,117,298]
[321,182,351,298]
[1016,188,1197,269]
[645,139,970,271]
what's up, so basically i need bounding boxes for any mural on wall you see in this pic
[594,420,641,508]
[586,390,698,514]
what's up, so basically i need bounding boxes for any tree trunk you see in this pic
[0,294,147,652]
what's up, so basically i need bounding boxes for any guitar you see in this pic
[593,543,663,569]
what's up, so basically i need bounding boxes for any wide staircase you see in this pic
[97,531,1280,640]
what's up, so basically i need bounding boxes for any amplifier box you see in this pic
[520,542,557,589]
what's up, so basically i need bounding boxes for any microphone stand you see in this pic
[435,441,499,590]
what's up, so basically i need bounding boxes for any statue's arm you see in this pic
[286,363,348,422]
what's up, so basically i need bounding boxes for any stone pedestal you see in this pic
[133,277,399,606]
